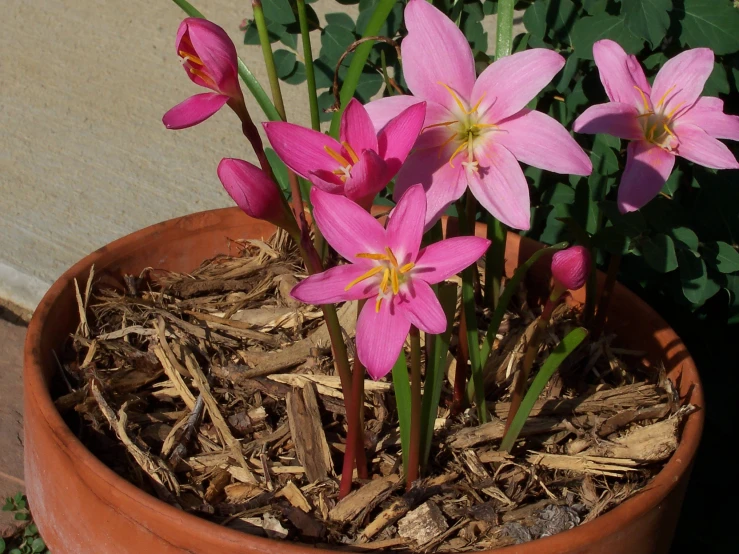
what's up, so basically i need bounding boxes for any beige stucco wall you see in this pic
[0,0,517,311]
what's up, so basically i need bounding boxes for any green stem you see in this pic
[391,352,411,475]
[253,1,287,119]
[484,216,507,308]
[500,327,588,452]
[495,0,516,60]
[406,327,422,489]
[328,0,397,138]
[170,0,280,122]
[458,195,487,423]
[296,0,320,131]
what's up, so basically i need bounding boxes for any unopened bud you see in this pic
[551,245,591,291]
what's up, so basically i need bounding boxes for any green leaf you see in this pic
[320,24,356,64]
[593,225,631,255]
[500,328,589,452]
[14,512,28,521]
[543,183,576,205]
[677,0,739,55]
[461,1,488,53]
[262,0,295,25]
[391,352,411,475]
[703,62,730,96]
[703,241,739,273]
[1,537,6,553]
[523,0,577,47]
[354,72,384,102]
[670,226,699,251]
[265,148,290,197]
[31,540,45,554]
[622,0,671,48]
[325,12,356,32]
[419,283,457,470]
[582,0,607,15]
[661,165,683,196]
[571,13,643,60]
[601,201,647,237]
[282,61,307,85]
[642,234,678,273]
[273,49,297,79]
[317,90,336,122]
[678,251,716,304]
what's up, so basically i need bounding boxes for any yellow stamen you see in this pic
[473,122,498,129]
[437,132,458,159]
[375,296,383,313]
[422,120,456,133]
[384,247,399,267]
[663,123,675,138]
[379,268,390,294]
[633,86,651,113]
[656,85,676,108]
[636,112,653,118]
[344,265,384,291]
[188,67,217,89]
[667,102,685,119]
[356,252,389,260]
[179,51,204,66]
[324,145,351,167]
[399,262,415,273]
[342,142,360,164]
[438,82,467,113]
[448,140,469,168]
[391,268,399,294]
[469,93,486,113]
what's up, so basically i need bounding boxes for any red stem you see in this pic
[451,303,469,416]
[406,327,422,490]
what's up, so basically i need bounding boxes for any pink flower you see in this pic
[263,99,426,210]
[163,18,244,130]
[363,0,591,230]
[217,158,293,230]
[551,246,591,291]
[291,185,490,379]
[574,40,739,213]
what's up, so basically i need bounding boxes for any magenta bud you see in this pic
[551,245,591,291]
[217,158,286,225]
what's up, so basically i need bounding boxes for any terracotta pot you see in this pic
[24,208,704,554]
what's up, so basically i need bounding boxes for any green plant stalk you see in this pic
[419,283,457,470]
[406,327,423,489]
[495,0,516,60]
[296,0,320,131]
[328,0,397,138]
[252,1,287,119]
[484,216,507,308]
[500,327,588,452]
[170,0,280,122]
[458,195,487,423]
[391,351,411,475]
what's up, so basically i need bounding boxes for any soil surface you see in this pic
[55,232,690,551]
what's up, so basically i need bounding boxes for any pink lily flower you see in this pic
[163,18,244,130]
[363,0,591,230]
[551,246,591,291]
[291,185,490,379]
[574,40,739,213]
[217,158,296,233]
[263,99,426,210]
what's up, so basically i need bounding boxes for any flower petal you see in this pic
[340,99,378,155]
[162,92,229,129]
[674,123,739,170]
[402,0,476,109]
[308,171,345,195]
[217,158,281,221]
[572,102,644,140]
[364,95,426,132]
[397,280,446,334]
[618,141,676,213]
[291,265,378,304]
[343,149,387,208]
[386,185,427,266]
[413,236,491,284]
[652,48,714,116]
[377,101,427,181]
[473,49,565,122]
[263,122,343,178]
[592,40,651,109]
[311,188,387,260]
[497,109,593,175]
[357,298,411,380]
[678,97,739,141]
[394,148,467,228]
[468,142,531,230]
[183,18,240,97]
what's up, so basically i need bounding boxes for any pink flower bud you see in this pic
[551,246,591,291]
[217,158,285,225]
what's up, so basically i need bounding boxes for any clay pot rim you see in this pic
[24,207,704,553]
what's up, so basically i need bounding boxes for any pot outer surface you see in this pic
[24,207,704,554]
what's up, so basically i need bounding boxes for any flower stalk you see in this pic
[296,0,320,131]
[406,326,422,489]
